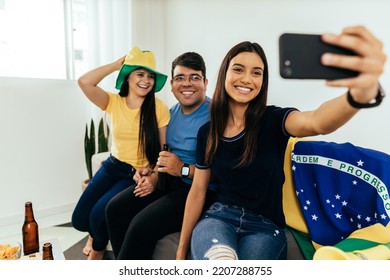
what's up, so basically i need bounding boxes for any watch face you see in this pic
[181,166,190,176]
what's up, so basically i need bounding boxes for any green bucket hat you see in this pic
[115,47,167,92]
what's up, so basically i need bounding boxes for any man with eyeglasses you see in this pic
[106,52,217,260]
[172,73,204,83]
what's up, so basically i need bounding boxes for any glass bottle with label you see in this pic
[42,242,54,260]
[157,144,170,191]
[22,201,39,255]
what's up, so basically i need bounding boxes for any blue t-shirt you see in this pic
[196,106,297,227]
[167,97,212,185]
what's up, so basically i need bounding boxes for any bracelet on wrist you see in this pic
[346,83,385,109]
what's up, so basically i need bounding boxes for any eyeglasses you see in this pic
[172,74,204,84]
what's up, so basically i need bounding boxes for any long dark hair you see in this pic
[206,41,269,167]
[118,69,160,168]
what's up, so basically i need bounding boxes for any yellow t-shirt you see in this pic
[105,93,170,169]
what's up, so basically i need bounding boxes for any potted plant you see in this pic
[82,117,110,190]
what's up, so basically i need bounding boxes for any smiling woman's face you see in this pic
[128,69,155,97]
[224,51,264,105]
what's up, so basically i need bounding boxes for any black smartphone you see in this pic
[279,33,359,80]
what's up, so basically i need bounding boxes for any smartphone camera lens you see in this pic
[281,60,293,77]
[282,67,293,77]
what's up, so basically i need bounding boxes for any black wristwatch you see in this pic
[181,163,190,178]
[346,83,385,109]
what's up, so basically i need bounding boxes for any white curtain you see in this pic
[84,0,167,119]
[80,0,132,121]
[85,0,132,92]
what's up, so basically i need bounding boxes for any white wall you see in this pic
[0,77,90,237]
[1,0,389,238]
[159,0,390,155]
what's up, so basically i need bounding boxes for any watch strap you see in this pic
[347,83,385,109]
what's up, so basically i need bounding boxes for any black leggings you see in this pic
[106,178,216,259]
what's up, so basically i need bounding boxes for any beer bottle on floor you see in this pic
[22,201,39,255]
[42,242,54,260]
[157,144,170,191]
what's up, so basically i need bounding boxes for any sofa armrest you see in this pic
[91,152,110,176]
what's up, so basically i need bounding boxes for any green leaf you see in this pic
[98,118,109,153]
[84,119,96,179]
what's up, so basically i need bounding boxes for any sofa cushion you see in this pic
[152,229,304,260]
[152,232,181,260]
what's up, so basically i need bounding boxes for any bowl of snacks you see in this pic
[0,242,22,260]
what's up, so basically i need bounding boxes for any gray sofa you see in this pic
[152,229,304,260]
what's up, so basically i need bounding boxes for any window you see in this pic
[0,0,131,81]
[0,0,88,80]
[71,0,88,79]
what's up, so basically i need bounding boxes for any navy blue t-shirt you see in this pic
[196,106,297,228]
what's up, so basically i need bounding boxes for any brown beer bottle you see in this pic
[22,201,39,255]
[157,144,169,191]
[42,242,54,260]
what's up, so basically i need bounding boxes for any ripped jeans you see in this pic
[191,202,287,260]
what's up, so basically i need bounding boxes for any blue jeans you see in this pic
[71,155,135,251]
[191,202,287,260]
